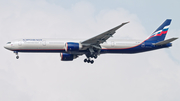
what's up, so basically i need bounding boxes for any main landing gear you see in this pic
[84,58,94,64]
[14,51,19,59]
[84,54,98,64]
[84,46,101,64]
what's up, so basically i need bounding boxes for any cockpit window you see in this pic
[7,42,11,44]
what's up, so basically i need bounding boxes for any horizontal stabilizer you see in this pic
[154,37,178,45]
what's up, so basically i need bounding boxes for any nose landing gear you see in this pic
[14,51,19,59]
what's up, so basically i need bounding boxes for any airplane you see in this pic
[4,19,178,64]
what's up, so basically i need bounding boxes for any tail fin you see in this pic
[146,19,172,42]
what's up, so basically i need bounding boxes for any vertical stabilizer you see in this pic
[146,19,172,42]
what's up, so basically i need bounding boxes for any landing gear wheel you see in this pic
[91,60,94,64]
[16,56,19,59]
[94,55,97,59]
[84,59,87,62]
[87,59,90,63]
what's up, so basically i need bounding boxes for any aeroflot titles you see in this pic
[23,39,42,41]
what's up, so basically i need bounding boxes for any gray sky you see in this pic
[0,0,180,101]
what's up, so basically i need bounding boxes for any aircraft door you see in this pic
[111,41,115,47]
[18,41,22,46]
[42,40,46,46]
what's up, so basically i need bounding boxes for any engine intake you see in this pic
[65,42,82,52]
[60,53,77,61]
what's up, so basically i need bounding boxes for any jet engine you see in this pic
[60,53,77,61]
[65,42,82,52]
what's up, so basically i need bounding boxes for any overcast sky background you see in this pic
[0,0,180,101]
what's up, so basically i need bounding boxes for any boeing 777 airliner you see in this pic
[4,19,178,64]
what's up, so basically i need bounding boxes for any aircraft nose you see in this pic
[4,45,8,49]
[4,44,11,50]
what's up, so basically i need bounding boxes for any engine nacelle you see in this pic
[65,42,82,52]
[60,53,76,61]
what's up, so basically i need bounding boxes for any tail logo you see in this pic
[148,25,169,40]
[151,25,169,37]
[145,19,171,42]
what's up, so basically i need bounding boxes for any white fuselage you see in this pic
[4,38,142,52]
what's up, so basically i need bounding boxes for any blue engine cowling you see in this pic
[60,53,75,61]
[65,42,82,52]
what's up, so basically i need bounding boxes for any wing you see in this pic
[81,22,129,45]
